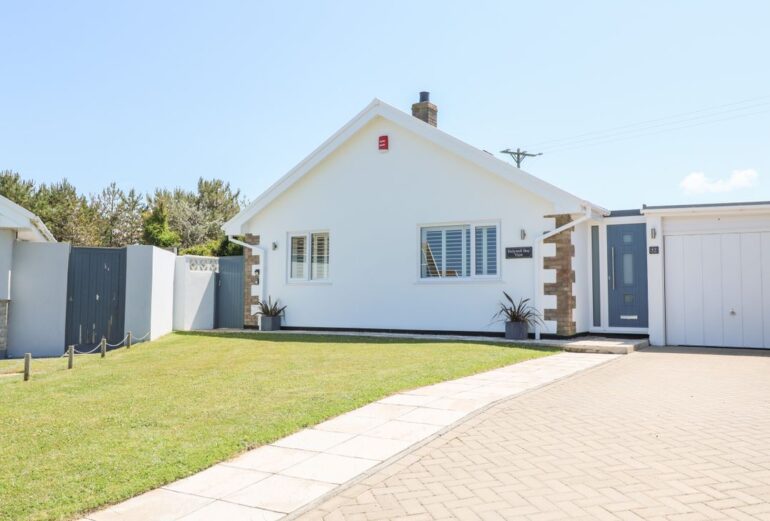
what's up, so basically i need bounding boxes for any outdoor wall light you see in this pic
[650,228,657,239]
[272,241,278,251]
[520,229,527,240]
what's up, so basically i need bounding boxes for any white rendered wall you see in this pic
[124,245,175,342]
[242,116,562,334]
[150,247,175,339]
[173,256,216,331]
[0,230,13,300]
[7,242,70,357]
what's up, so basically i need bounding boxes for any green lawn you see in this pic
[0,332,555,521]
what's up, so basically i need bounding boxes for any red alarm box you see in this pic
[378,135,389,151]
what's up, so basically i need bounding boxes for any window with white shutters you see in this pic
[420,223,498,279]
[289,231,330,281]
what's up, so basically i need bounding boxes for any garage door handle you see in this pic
[730,309,737,316]
[611,247,616,290]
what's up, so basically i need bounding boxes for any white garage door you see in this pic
[665,232,770,348]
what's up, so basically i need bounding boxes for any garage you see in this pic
[642,202,770,349]
[665,231,770,348]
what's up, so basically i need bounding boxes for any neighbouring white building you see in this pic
[0,195,56,357]
[225,93,770,349]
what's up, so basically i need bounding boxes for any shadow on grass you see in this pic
[176,330,560,353]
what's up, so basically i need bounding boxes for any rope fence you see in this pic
[21,329,155,381]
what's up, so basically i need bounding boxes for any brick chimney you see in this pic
[411,91,437,127]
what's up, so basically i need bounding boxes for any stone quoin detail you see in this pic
[242,233,261,328]
[543,214,576,336]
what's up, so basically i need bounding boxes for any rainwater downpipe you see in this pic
[533,206,592,340]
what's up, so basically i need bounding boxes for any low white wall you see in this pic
[150,248,175,339]
[7,242,70,358]
[0,230,14,300]
[173,256,217,331]
[124,245,153,342]
[124,245,176,343]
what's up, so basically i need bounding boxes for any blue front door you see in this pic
[607,224,648,327]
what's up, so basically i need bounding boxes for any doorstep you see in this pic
[207,328,647,355]
[79,351,619,521]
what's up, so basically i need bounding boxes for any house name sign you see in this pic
[505,247,533,259]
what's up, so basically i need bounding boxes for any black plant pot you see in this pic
[259,315,282,331]
[505,321,528,340]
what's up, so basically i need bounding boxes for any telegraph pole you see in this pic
[500,148,542,168]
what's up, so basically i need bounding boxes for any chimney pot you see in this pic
[412,91,438,127]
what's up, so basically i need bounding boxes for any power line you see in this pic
[527,95,770,150]
[538,102,770,153]
[500,148,542,168]
[541,106,770,154]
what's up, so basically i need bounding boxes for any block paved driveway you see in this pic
[296,347,770,521]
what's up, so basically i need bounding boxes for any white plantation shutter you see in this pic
[421,223,497,279]
[421,225,470,278]
[311,232,329,280]
[290,236,306,279]
[475,225,498,276]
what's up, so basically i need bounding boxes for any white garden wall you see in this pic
[124,245,175,342]
[173,256,217,331]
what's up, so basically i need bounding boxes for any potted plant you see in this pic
[256,296,287,331]
[493,292,544,340]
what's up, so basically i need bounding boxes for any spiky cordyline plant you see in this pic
[256,296,287,317]
[493,292,545,327]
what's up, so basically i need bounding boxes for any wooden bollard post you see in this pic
[127,331,132,349]
[23,353,31,381]
[100,337,106,358]
[67,345,74,369]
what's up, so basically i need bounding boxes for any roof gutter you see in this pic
[533,205,593,340]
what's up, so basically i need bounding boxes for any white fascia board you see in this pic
[224,98,606,234]
[641,203,770,216]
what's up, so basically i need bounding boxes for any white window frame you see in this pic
[287,230,331,283]
[417,220,501,282]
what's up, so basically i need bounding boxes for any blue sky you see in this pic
[2,1,768,209]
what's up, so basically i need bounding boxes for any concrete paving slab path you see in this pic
[80,351,616,521]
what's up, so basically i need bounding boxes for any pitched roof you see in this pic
[224,99,606,235]
[0,194,56,242]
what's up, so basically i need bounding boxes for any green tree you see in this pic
[35,179,99,245]
[114,189,145,246]
[147,178,244,253]
[0,170,36,210]
[91,182,124,247]
[142,200,180,247]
